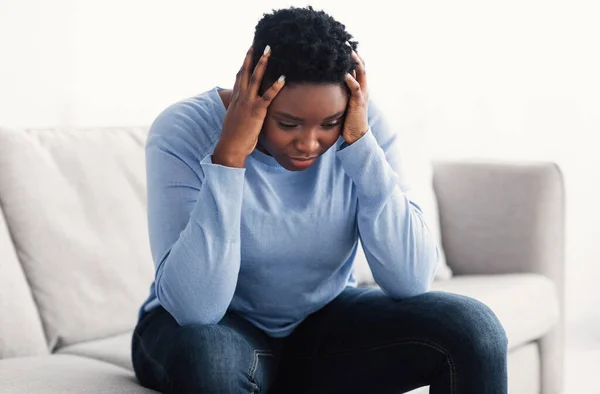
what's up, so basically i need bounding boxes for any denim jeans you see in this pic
[132,288,508,394]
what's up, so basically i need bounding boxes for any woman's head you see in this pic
[251,6,359,171]
[252,6,358,93]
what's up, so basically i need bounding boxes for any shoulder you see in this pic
[366,97,399,150]
[146,87,226,160]
[365,96,412,192]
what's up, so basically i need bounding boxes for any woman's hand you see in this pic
[213,45,286,168]
[342,50,370,145]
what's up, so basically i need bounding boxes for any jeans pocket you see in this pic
[248,350,277,393]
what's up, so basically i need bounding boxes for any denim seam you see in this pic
[405,339,457,394]
[248,350,275,394]
[296,338,457,393]
[133,331,170,389]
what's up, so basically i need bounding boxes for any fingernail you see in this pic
[278,75,286,83]
[264,45,271,55]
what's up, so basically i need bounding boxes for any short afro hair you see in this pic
[252,6,358,94]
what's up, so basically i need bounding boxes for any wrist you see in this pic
[343,127,369,145]
[212,148,247,168]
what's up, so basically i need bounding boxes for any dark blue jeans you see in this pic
[132,288,508,393]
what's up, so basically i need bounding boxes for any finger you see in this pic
[351,51,368,94]
[347,42,366,66]
[258,74,286,107]
[233,66,241,93]
[237,45,254,93]
[233,47,251,93]
[344,72,363,99]
[248,44,271,97]
[355,50,366,67]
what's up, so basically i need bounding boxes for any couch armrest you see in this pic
[432,160,565,280]
[432,159,566,394]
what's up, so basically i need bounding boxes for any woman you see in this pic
[132,6,508,394]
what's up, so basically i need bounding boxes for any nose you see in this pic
[294,129,320,155]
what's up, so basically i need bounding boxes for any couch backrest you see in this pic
[0,127,155,351]
[0,203,48,359]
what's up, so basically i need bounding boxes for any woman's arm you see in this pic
[337,100,439,298]
[146,108,245,326]
[147,46,284,326]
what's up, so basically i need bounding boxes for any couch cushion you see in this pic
[0,205,48,359]
[0,127,155,350]
[0,354,157,393]
[431,273,559,350]
[58,331,134,371]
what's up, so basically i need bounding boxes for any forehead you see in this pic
[268,83,348,119]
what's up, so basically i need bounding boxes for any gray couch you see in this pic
[0,126,564,394]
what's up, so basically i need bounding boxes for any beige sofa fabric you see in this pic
[0,127,155,350]
[58,331,134,371]
[0,354,157,394]
[0,206,48,359]
[431,273,559,350]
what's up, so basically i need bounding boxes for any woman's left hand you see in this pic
[342,50,370,145]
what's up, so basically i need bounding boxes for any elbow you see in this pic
[155,277,228,326]
[380,278,431,300]
[376,252,437,300]
[170,305,227,327]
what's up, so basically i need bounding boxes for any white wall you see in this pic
[1,0,599,334]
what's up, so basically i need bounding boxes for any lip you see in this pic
[288,156,318,161]
[287,156,317,169]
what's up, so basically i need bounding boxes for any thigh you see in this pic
[132,306,283,394]
[274,287,507,394]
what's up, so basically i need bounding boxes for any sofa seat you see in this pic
[431,273,559,350]
[58,331,134,371]
[0,354,157,394]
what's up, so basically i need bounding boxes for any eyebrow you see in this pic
[273,110,346,122]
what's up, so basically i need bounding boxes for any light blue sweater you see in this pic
[139,87,439,337]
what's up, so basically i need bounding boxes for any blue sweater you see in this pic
[139,86,439,337]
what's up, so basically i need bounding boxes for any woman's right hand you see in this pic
[212,45,286,168]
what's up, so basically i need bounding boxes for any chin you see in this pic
[277,159,302,171]
[285,165,308,172]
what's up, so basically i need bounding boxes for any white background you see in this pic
[1,0,599,389]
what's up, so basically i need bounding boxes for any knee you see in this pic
[428,292,508,359]
[167,324,253,392]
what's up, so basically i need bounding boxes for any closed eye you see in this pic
[323,121,342,128]
[278,122,298,129]
[277,121,342,129]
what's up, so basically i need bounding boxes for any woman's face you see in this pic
[257,83,348,171]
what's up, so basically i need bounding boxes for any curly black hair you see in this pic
[252,6,358,94]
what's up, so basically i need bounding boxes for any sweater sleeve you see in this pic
[145,106,245,326]
[336,100,439,298]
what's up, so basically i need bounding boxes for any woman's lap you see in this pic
[132,287,508,394]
